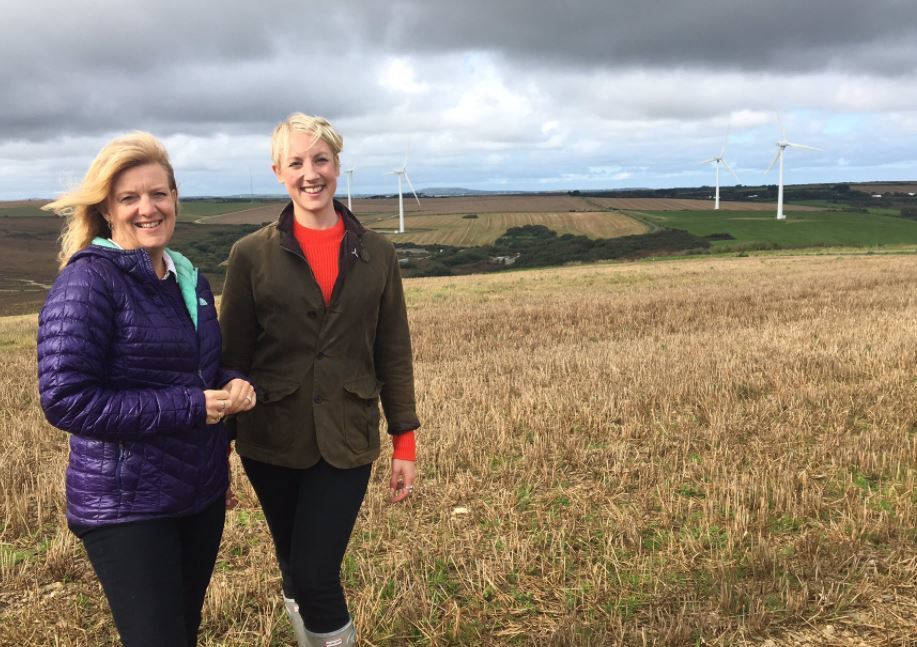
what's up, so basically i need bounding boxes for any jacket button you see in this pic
[307,310,317,318]
[313,395,323,404]
[316,351,325,360]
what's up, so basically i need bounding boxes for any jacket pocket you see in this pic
[239,379,301,450]
[342,376,382,452]
[259,381,301,404]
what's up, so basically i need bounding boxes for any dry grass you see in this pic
[1,253,916,646]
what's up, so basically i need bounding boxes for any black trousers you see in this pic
[73,496,225,647]
[241,456,372,633]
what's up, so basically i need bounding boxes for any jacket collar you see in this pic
[277,199,370,262]
[277,199,364,236]
[79,239,202,330]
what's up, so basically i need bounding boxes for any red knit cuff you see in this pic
[391,430,416,461]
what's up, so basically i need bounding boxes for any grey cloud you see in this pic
[356,0,917,74]
[3,0,914,142]
[2,0,916,197]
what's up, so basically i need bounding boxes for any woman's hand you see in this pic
[204,389,231,425]
[221,378,257,415]
[389,458,417,504]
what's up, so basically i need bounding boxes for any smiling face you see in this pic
[273,130,340,226]
[106,163,177,258]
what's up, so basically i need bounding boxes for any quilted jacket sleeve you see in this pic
[37,262,207,439]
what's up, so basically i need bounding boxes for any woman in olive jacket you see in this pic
[220,113,419,647]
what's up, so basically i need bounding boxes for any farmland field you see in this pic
[199,195,818,226]
[589,197,819,212]
[353,194,597,217]
[364,211,648,246]
[0,201,49,218]
[850,183,917,195]
[1,253,915,645]
[182,200,286,224]
[198,195,603,225]
[635,209,917,250]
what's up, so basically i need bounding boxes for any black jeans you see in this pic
[72,496,225,647]
[241,457,372,633]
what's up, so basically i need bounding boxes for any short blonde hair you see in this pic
[43,132,178,270]
[271,113,343,167]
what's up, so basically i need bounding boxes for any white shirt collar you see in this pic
[162,250,177,280]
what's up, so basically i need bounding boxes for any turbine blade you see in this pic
[786,142,822,152]
[402,139,412,170]
[698,158,717,165]
[777,111,787,141]
[721,158,739,182]
[766,149,781,174]
[404,172,421,205]
[719,129,730,158]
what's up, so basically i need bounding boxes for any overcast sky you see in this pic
[2,0,916,199]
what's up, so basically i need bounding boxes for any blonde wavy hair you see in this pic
[43,131,178,270]
[271,113,343,168]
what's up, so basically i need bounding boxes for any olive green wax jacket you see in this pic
[220,200,420,469]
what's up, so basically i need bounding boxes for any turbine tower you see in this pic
[767,115,821,220]
[699,134,738,210]
[386,156,420,234]
[345,167,355,211]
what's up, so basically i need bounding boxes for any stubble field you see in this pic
[364,211,648,246]
[1,253,916,646]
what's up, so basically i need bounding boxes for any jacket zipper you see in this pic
[116,441,129,491]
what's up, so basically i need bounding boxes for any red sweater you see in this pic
[293,214,416,461]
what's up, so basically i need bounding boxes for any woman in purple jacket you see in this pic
[37,132,255,647]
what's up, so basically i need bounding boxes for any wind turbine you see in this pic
[767,115,821,220]
[699,134,738,210]
[386,155,420,234]
[345,167,355,211]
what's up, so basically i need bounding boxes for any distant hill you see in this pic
[417,187,525,197]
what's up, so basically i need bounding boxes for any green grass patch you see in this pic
[636,208,917,249]
[0,205,47,217]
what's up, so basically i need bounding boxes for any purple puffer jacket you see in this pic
[38,242,235,527]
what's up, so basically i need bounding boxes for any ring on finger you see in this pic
[244,395,253,403]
